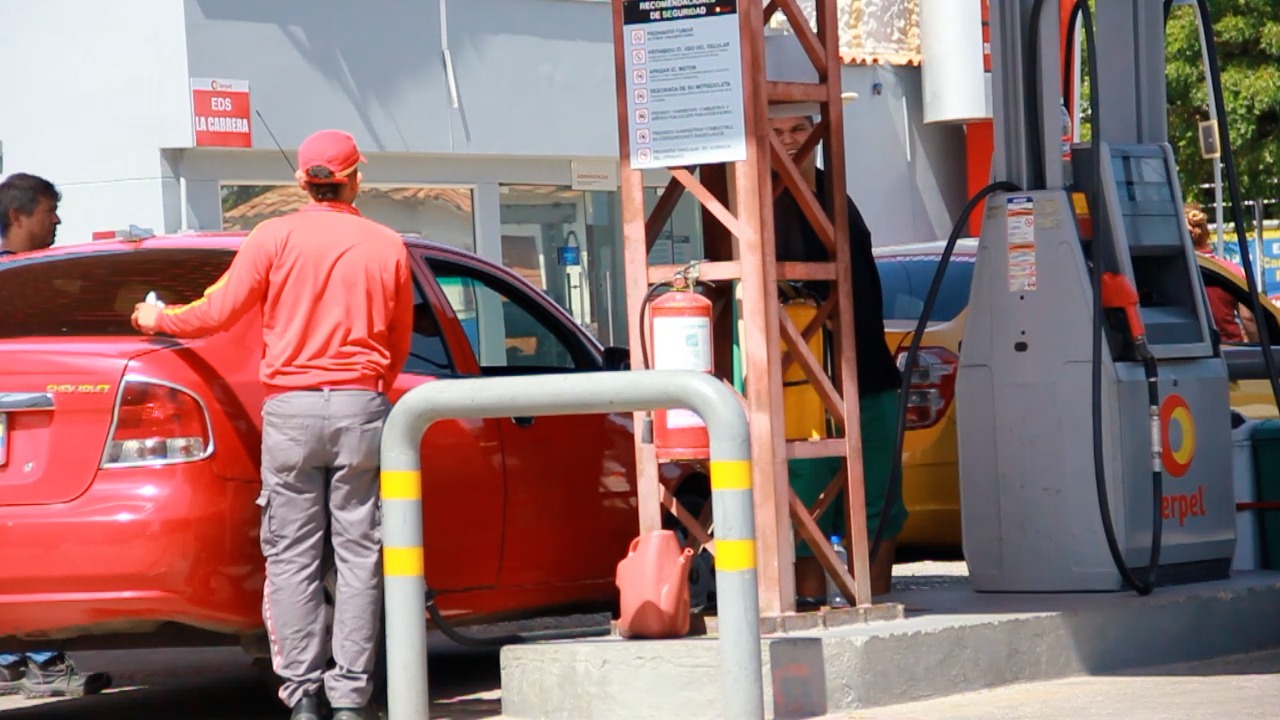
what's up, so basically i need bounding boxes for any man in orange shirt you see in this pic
[133,130,413,720]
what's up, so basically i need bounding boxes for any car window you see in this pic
[426,260,585,374]
[403,278,457,375]
[0,249,234,337]
[876,254,975,322]
[1199,265,1280,345]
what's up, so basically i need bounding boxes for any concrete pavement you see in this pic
[841,650,1280,720]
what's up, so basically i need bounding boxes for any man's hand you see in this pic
[132,302,162,334]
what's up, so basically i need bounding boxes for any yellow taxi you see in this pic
[874,240,1280,550]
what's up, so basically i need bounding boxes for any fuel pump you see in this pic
[954,0,1252,593]
[873,0,1280,595]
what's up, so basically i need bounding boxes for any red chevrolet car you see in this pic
[0,232,681,653]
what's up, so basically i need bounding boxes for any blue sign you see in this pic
[1266,240,1280,297]
[557,246,581,267]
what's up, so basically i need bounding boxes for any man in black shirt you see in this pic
[770,115,906,598]
[0,172,110,698]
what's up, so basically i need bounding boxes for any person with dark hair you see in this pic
[131,130,413,720]
[1186,201,1256,343]
[768,114,906,600]
[0,172,61,256]
[0,173,111,699]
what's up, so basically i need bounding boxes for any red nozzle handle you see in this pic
[1100,272,1146,339]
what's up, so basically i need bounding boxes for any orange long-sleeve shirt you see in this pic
[156,202,414,394]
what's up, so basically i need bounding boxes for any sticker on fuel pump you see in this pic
[1006,195,1037,292]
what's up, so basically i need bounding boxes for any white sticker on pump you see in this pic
[1006,195,1038,292]
[652,315,712,372]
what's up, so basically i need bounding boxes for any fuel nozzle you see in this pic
[1100,272,1151,358]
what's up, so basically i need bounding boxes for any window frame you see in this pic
[399,272,462,378]
[414,252,603,376]
[1199,264,1280,346]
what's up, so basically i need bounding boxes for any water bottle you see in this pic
[825,535,850,608]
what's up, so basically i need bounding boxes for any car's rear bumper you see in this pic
[0,461,264,641]
[898,419,962,549]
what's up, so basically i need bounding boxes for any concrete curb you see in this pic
[500,573,1280,719]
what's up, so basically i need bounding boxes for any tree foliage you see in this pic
[1165,0,1280,211]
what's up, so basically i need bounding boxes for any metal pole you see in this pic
[1191,5,1226,253]
[380,370,763,720]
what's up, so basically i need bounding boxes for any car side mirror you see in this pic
[602,346,631,371]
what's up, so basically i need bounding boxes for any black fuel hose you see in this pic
[422,589,611,648]
[1076,0,1163,595]
[869,180,1021,566]
[1188,0,1280,409]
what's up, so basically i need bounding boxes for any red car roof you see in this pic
[14,231,454,256]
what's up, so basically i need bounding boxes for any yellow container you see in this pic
[782,299,828,440]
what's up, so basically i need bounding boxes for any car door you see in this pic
[390,261,506,591]
[1198,261,1280,419]
[418,253,637,588]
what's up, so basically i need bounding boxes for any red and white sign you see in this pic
[191,78,252,148]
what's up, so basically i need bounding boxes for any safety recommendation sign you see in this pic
[622,0,747,169]
[191,78,252,148]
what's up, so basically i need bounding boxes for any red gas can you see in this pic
[615,530,694,639]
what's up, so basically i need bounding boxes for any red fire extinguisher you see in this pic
[647,268,713,461]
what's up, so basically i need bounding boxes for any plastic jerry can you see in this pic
[615,530,694,639]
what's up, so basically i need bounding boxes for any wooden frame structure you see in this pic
[611,0,879,614]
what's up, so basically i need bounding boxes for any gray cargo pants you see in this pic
[257,389,390,709]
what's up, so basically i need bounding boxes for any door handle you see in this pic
[512,416,535,428]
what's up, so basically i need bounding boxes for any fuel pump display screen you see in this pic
[1107,147,1182,250]
[1112,155,1172,201]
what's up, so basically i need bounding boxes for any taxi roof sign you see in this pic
[91,225,155,242]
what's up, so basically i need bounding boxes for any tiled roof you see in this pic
[223,185,473,227]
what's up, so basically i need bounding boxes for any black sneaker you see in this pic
[290,694,323,720]
[332,707,372,720]
[0,660,24,696]
[20,655,111,699]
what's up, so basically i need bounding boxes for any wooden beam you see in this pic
[809,464,848,525]
[769,134,837,254]
[785,437,847,460]
[658,480,715,552]
[647,261,743,285]
[816,0,873,608]
[778,307,846,426]
[788,489,857,606]
[776,262,837,282]
[780,297,835,375]
[766,81,828,104]
[737,0,794,616]
[774,0,829,80]
[670,167,748,243]
[645,176,686,251]
[612,1,663,536]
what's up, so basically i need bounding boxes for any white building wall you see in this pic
[0,0,192,245]
[1,1,969,251]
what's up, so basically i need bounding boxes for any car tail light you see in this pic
[102,378,212,467]
[895,347,959,430]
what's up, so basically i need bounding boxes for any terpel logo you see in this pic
[210,80,231,91]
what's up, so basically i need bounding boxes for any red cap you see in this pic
[297,130,366,184]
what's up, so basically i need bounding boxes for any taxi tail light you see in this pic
[895,347,959,430]
[102,379,211,467]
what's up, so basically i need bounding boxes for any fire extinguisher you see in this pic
[643,263,713,461]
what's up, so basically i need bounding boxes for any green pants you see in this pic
[790,390,907,557]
